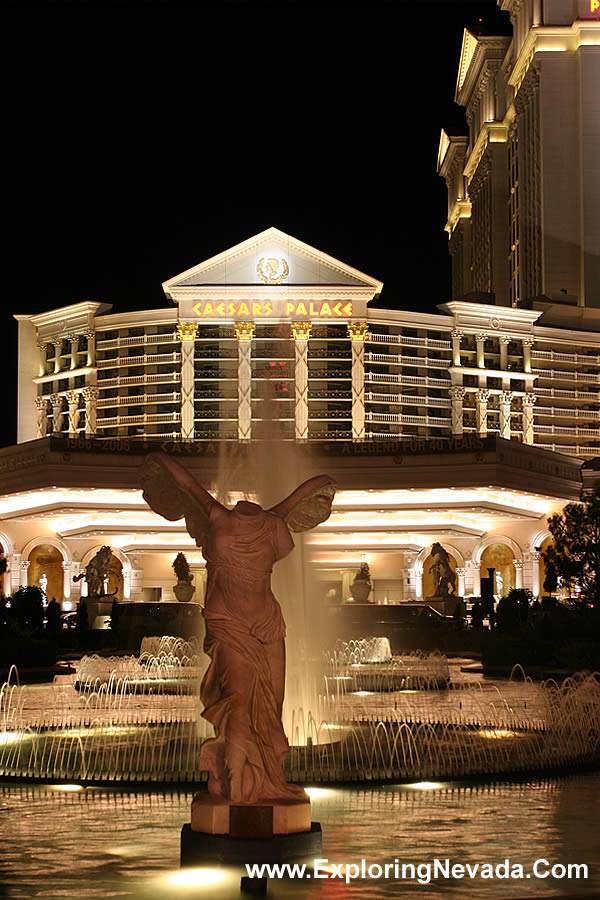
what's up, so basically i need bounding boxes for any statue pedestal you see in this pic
[181,794,322,864]
[425,595,463,617]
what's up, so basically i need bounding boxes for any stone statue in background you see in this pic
[140,452,335,805]
[428,542,457,597]
[72,545,117,598]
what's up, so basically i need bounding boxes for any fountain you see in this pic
[2,655,600,785]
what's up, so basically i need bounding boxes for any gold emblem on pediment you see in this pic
[257,257,289,285]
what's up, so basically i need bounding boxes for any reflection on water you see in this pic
[1,774,599,899]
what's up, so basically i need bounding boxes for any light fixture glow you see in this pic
[166,868,226,888]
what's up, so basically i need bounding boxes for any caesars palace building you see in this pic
[1,0,600,617]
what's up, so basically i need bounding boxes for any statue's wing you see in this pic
[269,475,336,533]
[139,454,210,546]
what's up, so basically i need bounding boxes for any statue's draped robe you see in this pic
[199,502,304,802]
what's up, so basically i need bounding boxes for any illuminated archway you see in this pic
[480,543,515,598]
[27,544,64,604]
[80,546,131,599]
[415,543,465,599]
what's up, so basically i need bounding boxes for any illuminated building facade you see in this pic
[4,0,600,615]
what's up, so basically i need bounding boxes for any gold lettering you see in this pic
[252,303,262,316]
[592,0,599,13]
[264,302,272,316]
[203,302,215,316]
[309,302,317,316]
[238,303,250,315]
[320,302,332,316]
[285,302,295,316]
[333,302,343,316]
[216,303,226,316]
[228,302,237,316]
[343,303,353,316]
[296,302,307,316]
[193,302,202,316]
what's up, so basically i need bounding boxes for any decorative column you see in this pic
[414,567,423,600]
[341,569,355,603]
[83,387,99,435]
[291,321,311,441]
[19,559,30,588]
[475,389,490,436]
[50,394,64,433]
[522,393,536,445]
[470,560,481,597]
[476,334,487,368]
[235,321,255,441]
[35,397,49,438]
[37,342,48,377]
[177,322,199,440]
[66,391,81,435]
[449,386,465,435]
[347,322,368,441]
[499,390,513,440]
[70,561,82,602]
[456,567,466,597]
[524,550,540,598]
[451,329,462,367]
[5,553,19,595]
[522,337,534,373]
[464,559,476,595]
[62,561,72,600]
[500,336,510,370]
[69,335,79,370]
[514,559,524,589]
[53,340,63,374]
[85,331,96,367]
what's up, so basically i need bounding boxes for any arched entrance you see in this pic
[28,543,64,604]
[480,543,515,598]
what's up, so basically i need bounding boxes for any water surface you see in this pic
[2,774,599,899]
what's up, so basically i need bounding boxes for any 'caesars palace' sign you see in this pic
[192,300,354,318]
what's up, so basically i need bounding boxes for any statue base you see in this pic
[190,793,312,835]
[181,795,321,864]
[425,595,463,617]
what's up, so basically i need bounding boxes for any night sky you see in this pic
[2,0,512,446]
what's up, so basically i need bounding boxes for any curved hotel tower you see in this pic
[3,0,599,617]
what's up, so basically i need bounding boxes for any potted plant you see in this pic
[172,552,194,603]
[349,562,372,603]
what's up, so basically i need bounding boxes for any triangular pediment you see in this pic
[162,227,383,298]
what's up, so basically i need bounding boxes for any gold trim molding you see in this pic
[291,321,312,341]
[176,322,199,343]
[347,322,369,343]
[234,321,256,341]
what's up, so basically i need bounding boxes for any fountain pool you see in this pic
[2,774,599,898]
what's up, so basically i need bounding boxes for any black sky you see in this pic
[1,0,512,446]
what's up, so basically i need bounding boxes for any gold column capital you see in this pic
[347,321,369,342]
[234,321,256,342]
[291,321,312,342]
[176,322,199,342]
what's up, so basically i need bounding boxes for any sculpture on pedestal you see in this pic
[428,542,457,597]
[73,545,117,598]
[140,452,335,807]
